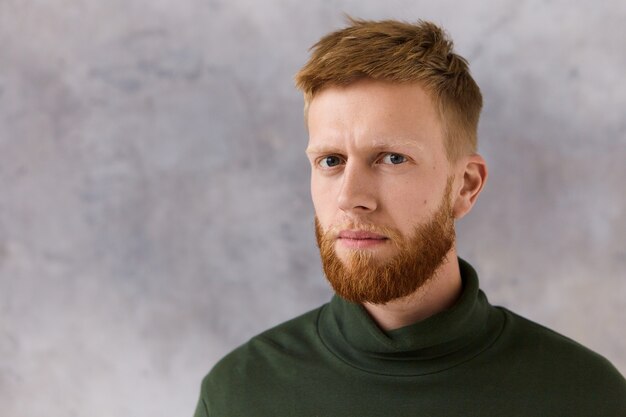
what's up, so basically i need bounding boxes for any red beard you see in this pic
[315,178,456,305]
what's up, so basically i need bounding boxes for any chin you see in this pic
[335,245,395,265]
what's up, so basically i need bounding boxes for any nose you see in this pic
[337,161,377,214]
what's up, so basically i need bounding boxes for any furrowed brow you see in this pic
[305,146,343,155]
[370,139,423,150]
[305,139,423,155]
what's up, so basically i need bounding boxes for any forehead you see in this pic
[306,80,444,152]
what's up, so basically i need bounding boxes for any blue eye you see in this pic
[381,153,407,165]
[319,155,343,168]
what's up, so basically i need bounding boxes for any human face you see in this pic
[306,80,456,267]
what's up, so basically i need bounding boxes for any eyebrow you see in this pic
[305,140,423,155]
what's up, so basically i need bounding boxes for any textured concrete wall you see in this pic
[1,1,624,415]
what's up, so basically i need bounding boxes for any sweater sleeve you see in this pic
[192,377,210,417]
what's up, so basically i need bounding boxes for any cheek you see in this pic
[311,178,333,223]
[379,179,433,223]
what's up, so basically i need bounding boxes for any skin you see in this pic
[305,79,487,330]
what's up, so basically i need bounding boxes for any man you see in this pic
[194,18,626,416]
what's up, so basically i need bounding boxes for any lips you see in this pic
[336,229,388,249]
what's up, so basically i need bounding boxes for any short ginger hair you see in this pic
[295,18,483,161]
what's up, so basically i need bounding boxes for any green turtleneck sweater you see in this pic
[194,259,626,416]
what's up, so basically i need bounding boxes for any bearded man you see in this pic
[194,18,626,417]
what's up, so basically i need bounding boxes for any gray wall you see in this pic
[1,0,625,415]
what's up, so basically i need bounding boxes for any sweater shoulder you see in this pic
[255,303,326,347]
[499,306,616,361]
[495,306,626,399]
[199,304,327,408]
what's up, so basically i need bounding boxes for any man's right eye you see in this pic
[318,155,343,168]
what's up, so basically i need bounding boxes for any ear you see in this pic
[452,154,488,219]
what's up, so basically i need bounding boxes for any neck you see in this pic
[362,249,462,331]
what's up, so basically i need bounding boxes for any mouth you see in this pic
[337,230,389,249]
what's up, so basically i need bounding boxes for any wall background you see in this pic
[1,0,625,415]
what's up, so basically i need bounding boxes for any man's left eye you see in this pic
[380,153,407,165]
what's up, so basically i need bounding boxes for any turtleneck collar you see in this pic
[317,258,505,376]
